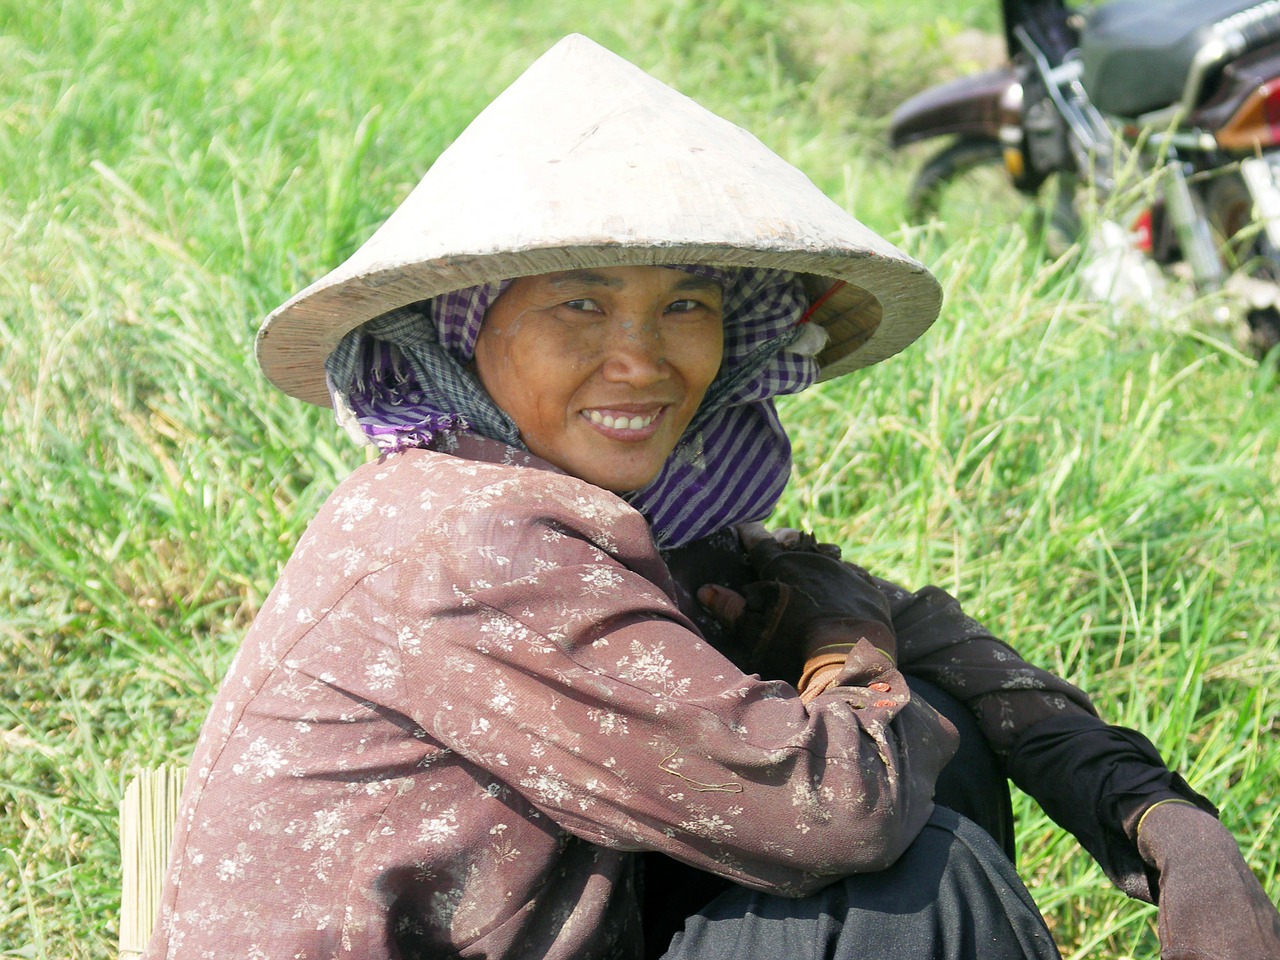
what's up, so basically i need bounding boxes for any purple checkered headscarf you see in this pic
[324,267,825,548]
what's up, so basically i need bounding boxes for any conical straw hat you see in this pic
[257,34,942,406]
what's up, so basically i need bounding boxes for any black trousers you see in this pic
[644,679,1056,959]
[658,806,1059,960]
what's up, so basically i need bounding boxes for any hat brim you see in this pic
[255,35,942,406]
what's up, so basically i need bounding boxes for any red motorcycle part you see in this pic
[1130,208,1155,254]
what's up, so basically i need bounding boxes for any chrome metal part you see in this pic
[1014,25,1118,188]
[1239,153,1280,249]
[1180,1,1280,113]
[1164,161,1227,288]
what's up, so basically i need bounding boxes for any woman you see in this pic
[145,35,1280,959]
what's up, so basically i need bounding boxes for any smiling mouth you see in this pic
[584,408,663,432]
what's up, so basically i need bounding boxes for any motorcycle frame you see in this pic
[1012,25,1116,191]
[890,1,1280,294]
[1010,7,1280,291]
[1010,26,1195,275]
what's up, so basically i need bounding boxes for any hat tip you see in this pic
[544,33,615,61]
[554,33,596,47]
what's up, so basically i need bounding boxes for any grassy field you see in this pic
[2,1,1277,957]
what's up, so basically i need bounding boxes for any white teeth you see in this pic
[587,410,655,431]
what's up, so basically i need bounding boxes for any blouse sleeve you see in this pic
[379,472,958,896]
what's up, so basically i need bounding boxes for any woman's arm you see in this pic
[873,577,1099,750]
[383,471,956,896]
[667,527,1261,911]
[877,577,1218,899]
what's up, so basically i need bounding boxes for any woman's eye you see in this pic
[666,299,702,314]
[563,298,602,312]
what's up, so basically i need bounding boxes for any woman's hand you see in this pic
[1137,800,1280,959]
[735,521,841,557]
[698,523,896,689]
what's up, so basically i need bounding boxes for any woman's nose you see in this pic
[599,317,668,384]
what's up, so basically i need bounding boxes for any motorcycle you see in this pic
[889,0,1280,353]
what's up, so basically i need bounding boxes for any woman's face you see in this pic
[473,265,724,492]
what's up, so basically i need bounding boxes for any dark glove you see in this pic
[728,534,896,684]
[1136,800,1280,959]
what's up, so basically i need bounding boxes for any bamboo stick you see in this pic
[119,765,186,959]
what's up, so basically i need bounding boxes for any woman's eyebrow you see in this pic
[673,276,723,294]
[544,271,722,294]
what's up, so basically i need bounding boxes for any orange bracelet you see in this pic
[798,663,847,703]
[797,650,852,699]
[796,638,899,703]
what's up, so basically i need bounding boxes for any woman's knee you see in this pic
[662,809,1058,960]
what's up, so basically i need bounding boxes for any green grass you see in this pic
[2,1,1277,957]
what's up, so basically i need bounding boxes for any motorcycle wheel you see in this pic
[907,137,1073,253]
[1206,172,1258,268]
[1207,172,1280,356]
[907,137,1008,223]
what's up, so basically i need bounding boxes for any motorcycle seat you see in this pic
[1080,0,1279,117]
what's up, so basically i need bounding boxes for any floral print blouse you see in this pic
[143,437,959,960]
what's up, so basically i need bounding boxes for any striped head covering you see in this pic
[324,267,825,548]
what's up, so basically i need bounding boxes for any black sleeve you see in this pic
[1004,713,1218,903]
